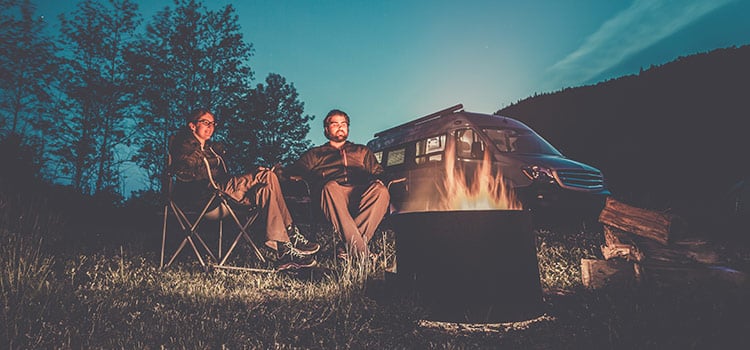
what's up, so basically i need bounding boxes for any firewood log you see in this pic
[598,197,685,245]
[601,225,645,262]
[580,258,641,289]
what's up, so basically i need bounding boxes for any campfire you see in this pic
[388,136,543,323]
[437,140,522,211]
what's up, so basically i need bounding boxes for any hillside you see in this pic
[499,45,750,230]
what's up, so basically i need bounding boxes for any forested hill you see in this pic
[498,45,750,220]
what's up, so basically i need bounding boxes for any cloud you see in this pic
[546,0,735,88]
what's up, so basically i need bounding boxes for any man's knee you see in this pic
[322,180,339,192]
[371,181,390,202]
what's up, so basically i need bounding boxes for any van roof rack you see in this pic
[374,103,464,138]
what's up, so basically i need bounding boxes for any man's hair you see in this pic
[323,109,350,127]
[185,108,213,125]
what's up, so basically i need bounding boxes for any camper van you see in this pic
[366,104,610,217]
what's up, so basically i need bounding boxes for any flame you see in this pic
[438,140,522,211]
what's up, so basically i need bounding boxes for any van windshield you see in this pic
[483,128,562,155]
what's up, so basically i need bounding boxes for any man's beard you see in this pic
[327,131,348,142]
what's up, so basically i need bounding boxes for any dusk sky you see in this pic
[36,0,750,148]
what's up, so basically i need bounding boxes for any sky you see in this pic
[32,0,750,191]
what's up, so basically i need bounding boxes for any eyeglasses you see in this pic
[195,119,218,127]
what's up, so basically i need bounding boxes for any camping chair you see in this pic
[160,141,270,272]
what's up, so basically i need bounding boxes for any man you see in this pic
[286,109,390,259]
[170,108,319,270]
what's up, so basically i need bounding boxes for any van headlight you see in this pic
[522,165,556,184]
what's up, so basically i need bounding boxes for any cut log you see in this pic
[580,258,641,289]
[601,225,645,262]
[601,243,645,262]
[603,224,634,247]
[598,197,685,245]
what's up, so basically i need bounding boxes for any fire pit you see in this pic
[389,209,544,323]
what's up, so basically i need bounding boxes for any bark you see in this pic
[598,197,685,245]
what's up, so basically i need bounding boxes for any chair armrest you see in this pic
[386,177,406,190]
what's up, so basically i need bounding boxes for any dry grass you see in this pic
[2,192,750,349]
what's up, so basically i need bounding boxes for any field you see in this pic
[2,191,749,349]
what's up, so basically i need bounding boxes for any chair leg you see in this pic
[218,210,265,266]
[166,234,208,268]
[189,227,218,263]
[165,203,215,268]
[225,207,265,263]
[161,204,168,269]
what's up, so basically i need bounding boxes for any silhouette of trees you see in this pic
[54,0,141,196]
[0,0,56,135]
[0,0,57,181]
[227,73,313,171]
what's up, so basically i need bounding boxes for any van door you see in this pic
[390,134,447,212]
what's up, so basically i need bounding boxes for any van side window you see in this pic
[455,129,484,159]
[386,148,405,167]
[373,151,383,163]
[415,134,446,164]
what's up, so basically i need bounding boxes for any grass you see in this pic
[2,190,750,349]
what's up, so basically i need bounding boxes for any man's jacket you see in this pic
[288,141,385,187]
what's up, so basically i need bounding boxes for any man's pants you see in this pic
[320,180,390,255]
[222,169,292,243]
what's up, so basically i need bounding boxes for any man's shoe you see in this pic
[277,241,317,271]
[288,225,320,255]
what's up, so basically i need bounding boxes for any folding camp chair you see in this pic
[160,140,271,272]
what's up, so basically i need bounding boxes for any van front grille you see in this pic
[554,169,605,191]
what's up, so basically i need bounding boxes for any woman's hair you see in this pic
[185,108,213,125]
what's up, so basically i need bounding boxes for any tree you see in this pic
[54,0,141,196]
[0,0,56,135]
[129,0,254,191]
[227,73,313,172]
[0,0,59,168]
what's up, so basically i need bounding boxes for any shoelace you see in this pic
[291,227,310,245]
[283,241,307,259]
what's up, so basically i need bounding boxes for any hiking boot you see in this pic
[276,241,317,271]
[288,225,320,255]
